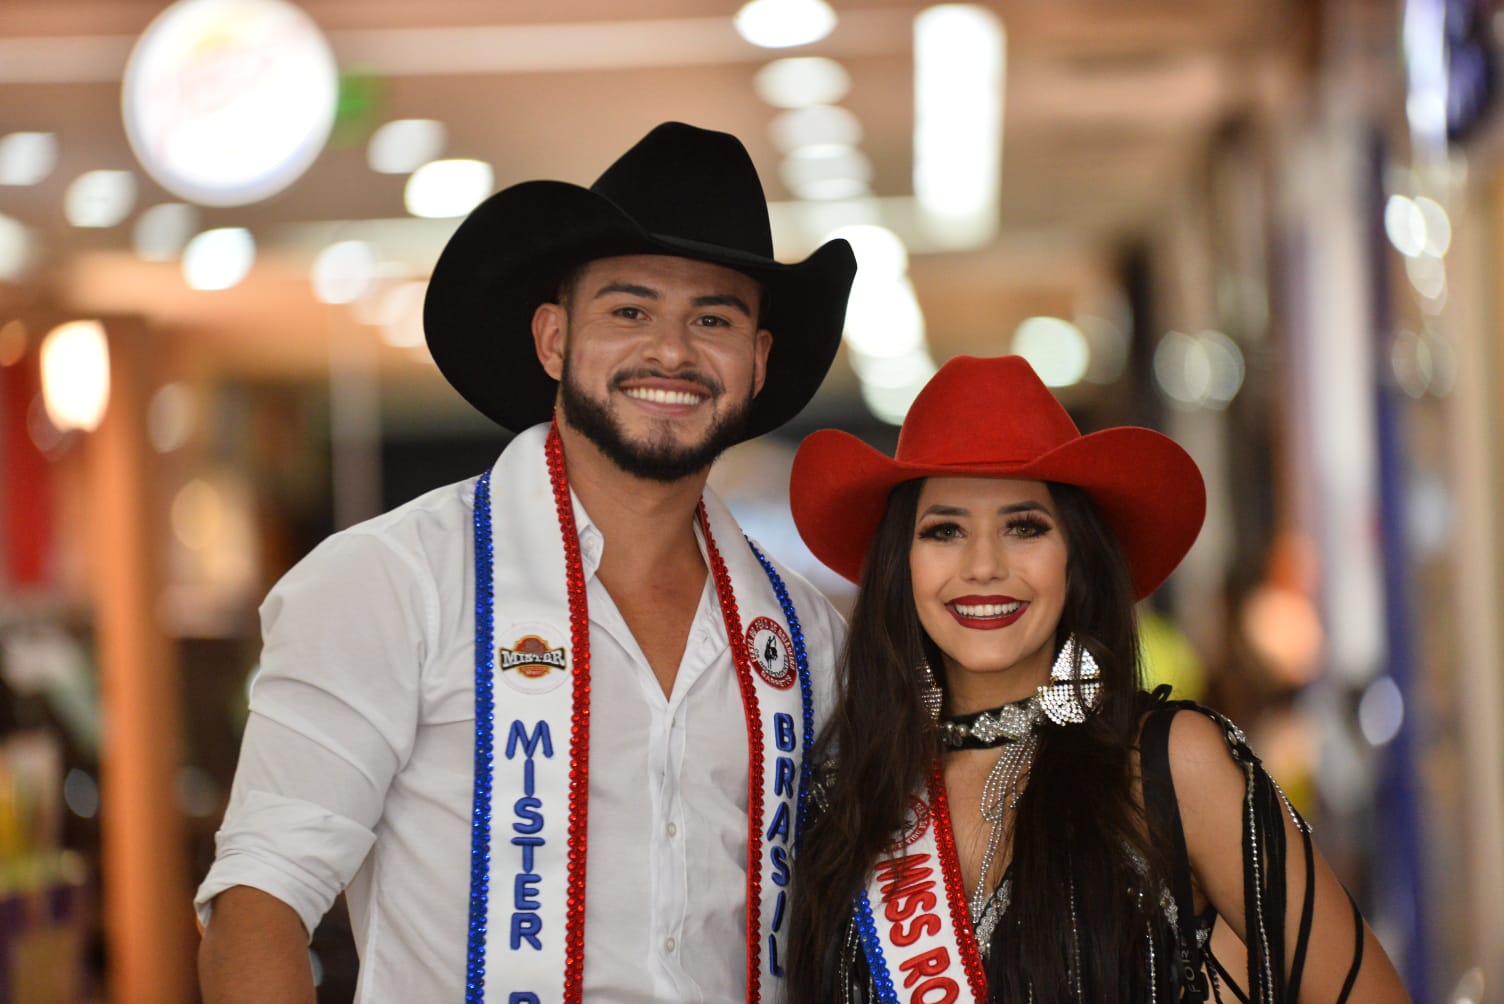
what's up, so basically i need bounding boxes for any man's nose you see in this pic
[640,315,696,367]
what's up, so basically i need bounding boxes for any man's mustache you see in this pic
[609,368,724,397]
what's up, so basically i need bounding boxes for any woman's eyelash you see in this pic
[915,515,1053,539]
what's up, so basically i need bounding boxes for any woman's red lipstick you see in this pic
[945,595,1027,629]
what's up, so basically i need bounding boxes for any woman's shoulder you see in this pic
[1137,689,1257,758]
[1135,691,1261,811]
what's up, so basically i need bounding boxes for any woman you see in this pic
[786,356,1407,1002]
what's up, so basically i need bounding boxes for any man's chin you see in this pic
[562,398,744,483]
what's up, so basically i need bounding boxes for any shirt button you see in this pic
[664,937,677,953]
[666,822,678,837]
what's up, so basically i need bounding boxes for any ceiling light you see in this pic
[1404,252,1446,300]
[770,105,862,153]
[40,320,110,432]
[1153,329,1244,409]
[122,0,338,206]
[826,224,908,280]
[1383,195,1426,257]
[65,170,137,228]
[147,382,196,453]
[312,240,378,304]
[735,0,837,49]
[914,4,1005,245]
[1011,316,1089,388]
[133,202,199,261]
[405,159,494,218]
[182,227,256,290]
[171,477,223,552]
[378,280,428,348]
[1358,676,1404,747]
[859,352,936,426]
[781,146,871,201]
[842,277,925,360]
[0,132,58,186]
[0,213,37,281]
[1413,195,1451,256]
[754,57,850,108]
[848,344,935,389]
[368,119,447,175]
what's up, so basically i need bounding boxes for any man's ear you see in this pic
[751,328,773,397]
[533,302,567,381]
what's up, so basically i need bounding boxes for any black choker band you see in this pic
[939,695,1042,749]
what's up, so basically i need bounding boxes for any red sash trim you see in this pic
[699,502,767,1002]
[544,426,590,1000]
[925,762,990,997]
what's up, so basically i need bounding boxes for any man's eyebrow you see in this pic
[590,283,752,318]
[592,282,659,300]
[691,293,753,317]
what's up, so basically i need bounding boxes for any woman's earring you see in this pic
[917,657,943,721]
[1037,636,1101,725]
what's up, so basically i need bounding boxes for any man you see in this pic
[195,123,856,1002]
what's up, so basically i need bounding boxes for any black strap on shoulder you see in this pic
[1335,892,1365,1003]
[1284,822,1317,1000]
[1140,698,1209,1001]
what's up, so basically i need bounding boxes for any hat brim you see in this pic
[790,426,1205,600]
[424,180,856,438]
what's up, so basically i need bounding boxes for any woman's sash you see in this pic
[465,427,814,1004]
[855,765,989,1004]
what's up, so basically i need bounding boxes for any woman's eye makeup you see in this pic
[1006,515,1052,537]
[916,520,962,540]
[915,513,1054,540]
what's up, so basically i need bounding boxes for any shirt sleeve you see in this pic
[194,528,440,937]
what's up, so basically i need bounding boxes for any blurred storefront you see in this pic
[2,0,1503,1001]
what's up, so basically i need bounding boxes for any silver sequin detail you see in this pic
[940,695,1041,747]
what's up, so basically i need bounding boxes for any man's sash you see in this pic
[855,766,988,1004]
[465,427,815,1004]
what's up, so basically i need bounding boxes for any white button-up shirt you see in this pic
[195,427,843,1002]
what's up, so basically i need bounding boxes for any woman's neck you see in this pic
[940,657,1051,717]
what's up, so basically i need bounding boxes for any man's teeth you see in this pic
[624,387,704,405]
[953,601,1023,618]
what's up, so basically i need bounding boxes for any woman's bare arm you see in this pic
[1167,711,1409,1004]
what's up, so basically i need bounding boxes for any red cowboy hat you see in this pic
[790,355,1205,599]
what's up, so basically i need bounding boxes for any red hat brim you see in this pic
[790,424,1205,600]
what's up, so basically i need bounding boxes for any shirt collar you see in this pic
[568,489,717,584]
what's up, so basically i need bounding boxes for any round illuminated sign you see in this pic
[122,0,338,207]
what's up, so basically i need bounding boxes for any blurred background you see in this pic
[1,0,1501,1000]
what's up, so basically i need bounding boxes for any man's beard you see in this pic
[559,361,753,483]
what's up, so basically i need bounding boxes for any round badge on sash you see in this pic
[746,615,796,689]
[496,623,570,695]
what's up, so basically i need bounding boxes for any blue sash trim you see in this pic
[854,890,900,1004]
[466,469,496,1003]
[745,538,816,851]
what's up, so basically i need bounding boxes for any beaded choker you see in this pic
[939,695,1042,749]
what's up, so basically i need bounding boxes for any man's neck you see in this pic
[553,420,710,573]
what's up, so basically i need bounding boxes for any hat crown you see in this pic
[895,356,1082,469]
[590,122,775,258]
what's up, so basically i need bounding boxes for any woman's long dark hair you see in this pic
[788,479,1169,1002]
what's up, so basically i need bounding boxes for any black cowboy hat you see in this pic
[423,121,857,438]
